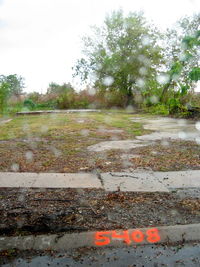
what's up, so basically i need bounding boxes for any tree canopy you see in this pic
[0,74,25,97]
[47,82,74,95]
[73,10,164,105]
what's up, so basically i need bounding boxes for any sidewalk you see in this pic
[0,170,200,192]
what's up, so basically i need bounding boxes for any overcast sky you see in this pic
[0,0,199,93]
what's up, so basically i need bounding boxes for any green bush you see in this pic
[143,104,169,115]
[6,102,23,114]
[23,99,36,110]
[36,101,57,110]
[98,90,127,108]
[57,92,76,109]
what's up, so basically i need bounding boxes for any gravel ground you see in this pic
[1,188,200,236]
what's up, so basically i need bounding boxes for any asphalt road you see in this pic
[1,242,200,266]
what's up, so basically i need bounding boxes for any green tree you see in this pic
[162,14,200,89]
[47,82,74,95]
[161,29,200,103]
[0,74,25,97]
[73,10,164,105]
[160,29,200,114]
[0,82,9,113]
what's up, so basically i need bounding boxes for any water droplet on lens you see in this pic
[25,151,33,161]
[156,74,170,85]
[102,76,114,86]
[11,163,19,172]
[195,121,200,131]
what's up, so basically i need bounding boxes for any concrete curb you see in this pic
[1,224,200,251]
[16,109,101,115]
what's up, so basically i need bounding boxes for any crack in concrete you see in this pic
[94,171,104,187]
[109,173,139,179]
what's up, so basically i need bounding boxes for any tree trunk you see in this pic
[126,87,133,106]
[160,77,172,102]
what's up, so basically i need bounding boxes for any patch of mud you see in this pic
[22,137,46,143]
[97,128,124,134]
[0,137,46,143]
[0,140,9,144]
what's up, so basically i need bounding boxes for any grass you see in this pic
[0,112,147,141]
[0,111,148,172]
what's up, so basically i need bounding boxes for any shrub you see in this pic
[23,99,36,110]
[143,104,169,115]
[97,90,128,108]
[0,82,9,113]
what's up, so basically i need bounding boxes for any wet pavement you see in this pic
[1,242,200,266]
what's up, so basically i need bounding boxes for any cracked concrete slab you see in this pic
[16,109,101,115]
[87,139,152,152]
[132,117,200,142]
[136,131,200,141]
[87,116,200,152]
[1,170,200,192]
[101,172,169,192]
[0,172,102,188]
[154,170,200,189]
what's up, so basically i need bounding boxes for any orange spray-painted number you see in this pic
[95,228,161,246]
[131,230,144,243]
[146,228,161,243]
[95,231,111,246]
[111,230,131,244]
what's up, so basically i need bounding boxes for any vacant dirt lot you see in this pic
[1,112,200,237]
[0,112,200,172]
